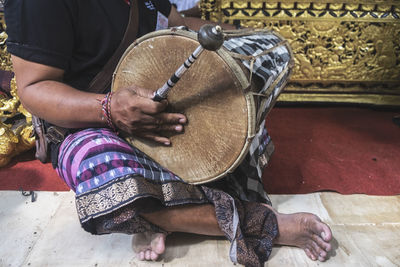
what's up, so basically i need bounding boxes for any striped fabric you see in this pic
[56,128,182,195]
[56,126,274,205]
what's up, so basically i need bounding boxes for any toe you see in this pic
[308,245,320,261]
[309,240,329,262]
[304,248,317,261]
[150,250,159,261]
[138,251,145,261]
[145,249,152,260]
[316,223,332,242]
[311,240,327,258]
[151,233,166,255]
[312,233,332,252]
[318,255,327,262]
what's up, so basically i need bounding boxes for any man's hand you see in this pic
[111,86,187,145]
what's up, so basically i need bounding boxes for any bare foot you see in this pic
[132,232,167,261]
[265,204,333,262]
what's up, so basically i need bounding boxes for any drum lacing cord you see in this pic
[227,40,289,84]
[252,64,292,126]
[252,55,295,126]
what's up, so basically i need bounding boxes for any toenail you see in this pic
[321,232,326,239]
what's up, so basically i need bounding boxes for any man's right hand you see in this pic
[111,85,187,145]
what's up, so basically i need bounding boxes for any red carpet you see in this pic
[1,107,399,195]
[0,150,69,191]
[263,107,400,195]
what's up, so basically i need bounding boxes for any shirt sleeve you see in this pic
[4,0,75,70]
[154,0,172,18]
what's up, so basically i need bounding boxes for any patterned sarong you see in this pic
[56,128,181,194]
[56,127,278,266]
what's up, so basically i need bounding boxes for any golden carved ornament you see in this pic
[0,15,34,167]
[201,0,400,106]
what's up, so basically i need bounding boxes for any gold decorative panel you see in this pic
[0,12,34,167]
[201,0,400,106]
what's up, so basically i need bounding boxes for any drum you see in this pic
[112,28,293,184]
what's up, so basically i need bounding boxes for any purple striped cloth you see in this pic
[56,128,182,195]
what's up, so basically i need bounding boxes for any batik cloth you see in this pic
[56,127,277,267]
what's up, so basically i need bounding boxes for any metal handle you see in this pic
[152,25,224,101]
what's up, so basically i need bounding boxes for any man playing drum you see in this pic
[4,0,332,265]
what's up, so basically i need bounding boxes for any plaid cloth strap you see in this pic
[222,31,293,203]
[223,32,292,94]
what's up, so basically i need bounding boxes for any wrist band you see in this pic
[100,92,118,132]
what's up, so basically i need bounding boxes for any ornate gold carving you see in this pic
[201,0,400,106]
[254,20,400,83]
[279,93,400,106]
[0,15,34,167]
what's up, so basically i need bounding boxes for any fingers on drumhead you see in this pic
[155,113,187,124]
[141,133,171,146]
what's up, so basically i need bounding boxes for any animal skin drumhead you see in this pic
[112,33,248,184]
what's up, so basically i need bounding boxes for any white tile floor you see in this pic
[1,191,399,267]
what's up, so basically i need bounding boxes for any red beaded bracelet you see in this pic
[100,92,118,132]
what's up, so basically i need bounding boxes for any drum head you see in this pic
[112,32,249,184]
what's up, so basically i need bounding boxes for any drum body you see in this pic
[112,28,293,184]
